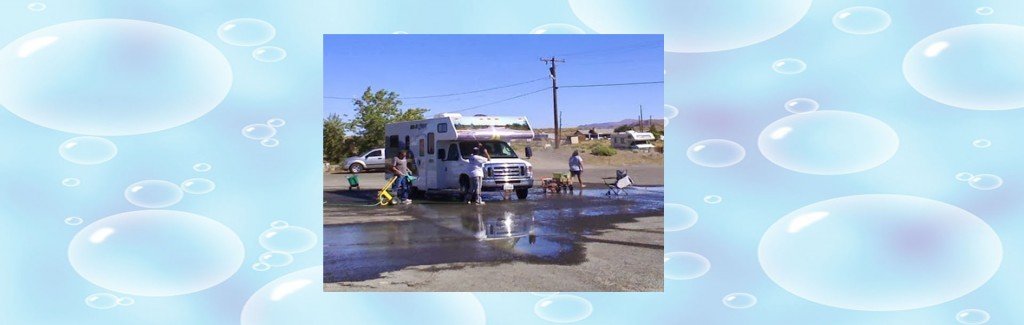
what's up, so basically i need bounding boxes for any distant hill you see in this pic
[577,118,665,129]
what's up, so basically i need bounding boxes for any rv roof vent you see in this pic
[435,113,463,118]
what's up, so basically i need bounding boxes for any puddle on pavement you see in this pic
[323,187,664,283]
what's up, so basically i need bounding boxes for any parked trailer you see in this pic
[611,130,656,152]
[384,113,535,199]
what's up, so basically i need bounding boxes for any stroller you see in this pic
[602,170,633,195]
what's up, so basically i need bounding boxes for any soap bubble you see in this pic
[665,203,698,232]
[665,252,710,280]
[968,174,1003,190]
[217,18,275,46]
[722,293,758,309]
[181,178,216,194]
[784,98,819,114]
[833,7,891,35]
[124,180,183,208]
[260,138,280,147]
[270,220,289,228]
[64,217,83,226]
[240,266,486,325]
[972,139,991,148]
[567,0,811,53]
[27,2,46,12]
[976,7,994,16]
[267,118,286,127]
[758,111,899,175]
[117,297,135,306]
[258,251,294,267]
[772,58,806,74]
[68,210,245,297]
[259,225,317,254]
[253,46,287,63]
[0,19,232,136]
[664,104,679,119]
[242,124,276,140]
[85,293,119,309]
[759,194,1002,311]
[687,139,745,168]
[955,172,974,182]
[534,295,593,323]
[59,136,117,165]
[62,178,80,187]
[704,195,722,204]
[252,263,270,272]
[957,309,991,324]
[193,163,212,172]
[530,23,585,34]
[904,24,1024,110]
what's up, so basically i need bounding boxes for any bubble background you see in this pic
[2,1,1024,324]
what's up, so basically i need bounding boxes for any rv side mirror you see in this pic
[524,146,533,159]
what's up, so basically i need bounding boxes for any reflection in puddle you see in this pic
[323,187,663,282]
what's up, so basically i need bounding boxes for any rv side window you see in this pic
[419,138,425,157]
[427,133,435,154]
[437,123,447,133]
[446,143,459,161]
[388,135,399,148]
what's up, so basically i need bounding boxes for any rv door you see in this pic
[442,142,464,190]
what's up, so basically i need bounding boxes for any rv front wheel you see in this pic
[516,188,529,200]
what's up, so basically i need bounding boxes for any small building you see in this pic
[611,130,656,152]
[588,128,615,139]
[566,130,587,144]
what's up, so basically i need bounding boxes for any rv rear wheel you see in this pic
[459,175,470,201]
[516,188,529,200]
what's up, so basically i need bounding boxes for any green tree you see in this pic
[613,124,633,133]
[323,113,347,163]
[346,87,428,153]
[648,123,663,139]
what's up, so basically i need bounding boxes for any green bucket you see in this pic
[347,175,359,186]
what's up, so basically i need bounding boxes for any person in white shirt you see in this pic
[466,143,490,205]
[569,150,584,188]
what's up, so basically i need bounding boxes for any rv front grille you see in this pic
[487,164,525,177]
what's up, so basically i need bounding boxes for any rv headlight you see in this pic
[527,166,532,176]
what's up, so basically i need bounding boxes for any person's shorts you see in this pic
[570,170,581,177]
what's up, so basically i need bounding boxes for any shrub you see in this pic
[590,144,617,156]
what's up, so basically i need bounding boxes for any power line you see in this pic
[451,86,551,113]
[404,76,549,99]
[559,81,664,88]
[323,76,548,101]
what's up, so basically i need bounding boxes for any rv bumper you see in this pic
[481,176,534,190]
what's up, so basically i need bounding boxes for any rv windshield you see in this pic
[459,141,518,159]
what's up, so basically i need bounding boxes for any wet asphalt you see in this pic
[323,187,664,283]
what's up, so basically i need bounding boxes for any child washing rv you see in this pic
[387,149,413,204]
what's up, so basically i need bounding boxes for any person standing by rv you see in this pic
[467,143,491,205]
[388,149,413,204]
[569,150,584,188]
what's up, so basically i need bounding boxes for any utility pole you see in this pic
[542,57,565,148]
[638,104,643,131]
[559,110,563,133]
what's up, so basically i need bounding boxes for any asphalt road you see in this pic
[323,174,664,292]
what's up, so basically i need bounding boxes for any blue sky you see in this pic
[323,34,663,128]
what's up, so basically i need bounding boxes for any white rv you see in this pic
[611,130,656,151]
[384,113,535,199]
